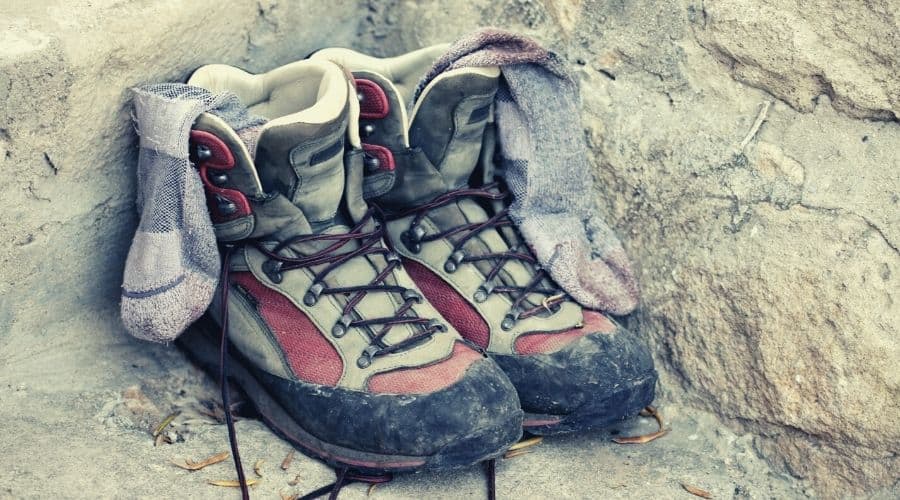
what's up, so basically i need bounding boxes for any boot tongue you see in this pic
[253,88,351,233]
[364,67,500,209]
[407,67,500,193]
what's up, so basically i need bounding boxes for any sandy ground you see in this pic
[0,308,809,499]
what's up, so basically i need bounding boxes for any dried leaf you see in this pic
[253,459,264,477]
[281,450,295,470]
[612,428,670,444]
[367,483,378,496]
[171,451,230,471]
[208,479,259,488]
[287,474,302,486]
[280,493,295,500]
[507,436,543,452]
[152,411,181,437]
[682,483,713,498]
[503,448,532,459]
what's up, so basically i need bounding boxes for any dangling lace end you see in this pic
[297,467,392,500]
[484,459,497,500]
[218,245,250,500]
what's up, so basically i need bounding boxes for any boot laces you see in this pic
[254,207,446,366]
[386,183,570,330]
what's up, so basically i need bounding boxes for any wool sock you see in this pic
[121,84,264,343]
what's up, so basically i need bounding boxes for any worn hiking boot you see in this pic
[312,47,657,435]
[177,59,523,472]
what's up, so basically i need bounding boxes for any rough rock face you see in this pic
[1,0,897,497]
[365,0,900,496]
[694,0,899,121]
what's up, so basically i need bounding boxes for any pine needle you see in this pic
[503,448,533,459]
[612,405,670,444]
[152,411,181,437]
[611,429,670,444]
[507,435,543,452]
[171,451,230,471]
[208,479,259,488]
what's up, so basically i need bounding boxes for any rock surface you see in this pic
[0,0,898,498]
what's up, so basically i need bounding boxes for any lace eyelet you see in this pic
[400,226,426,254]
[262,260,283,284]
[209,170,229,186]
[215,194,237,216]
[401,289,422,303]
[501,308,522,331]
[362,124,375,136]
[427,319,448,332]
[473,284,493,303]
[357,345,380,368]
[386,252,402,265]
[332,313,353,338]
[303,282,325,306]
[363,154,380,172]
[196,144,212,160]
[443,250,466,273]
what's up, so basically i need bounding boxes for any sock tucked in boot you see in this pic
[312,47,658,435]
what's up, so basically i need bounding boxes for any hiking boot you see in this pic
[176,59,523,472]
[312,47,657,435]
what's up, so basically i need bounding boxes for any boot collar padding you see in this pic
[311,45,449,106]
[187,60,349,128]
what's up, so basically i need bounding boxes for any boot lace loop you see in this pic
[385,183,570,328]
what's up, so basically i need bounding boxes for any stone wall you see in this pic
[360,0,899,495]
[1,0,897,496]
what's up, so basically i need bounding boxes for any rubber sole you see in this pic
[520,373,657,436]
[177,322,517,473]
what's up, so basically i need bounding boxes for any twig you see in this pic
[739,101,771,151]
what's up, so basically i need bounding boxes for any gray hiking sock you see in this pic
[121,84,264,343]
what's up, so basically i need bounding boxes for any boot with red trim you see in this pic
[176,59,523,476]
[311,47,657,435]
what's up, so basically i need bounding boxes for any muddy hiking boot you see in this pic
[311,47,658,435]
[176,60,523,485]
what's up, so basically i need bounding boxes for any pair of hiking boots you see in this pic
[177,45,657,489]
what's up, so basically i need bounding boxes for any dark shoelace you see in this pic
[217,245,250,499]
[386,183,570,328]
[215,209,461,498]
[256,207,445,366]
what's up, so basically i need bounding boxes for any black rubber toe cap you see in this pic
[253,357,523,463]
[492,322,657,422]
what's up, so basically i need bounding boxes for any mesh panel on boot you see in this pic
[402,259,491,348]
[231,272,343,386]
[367,342,481,395]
